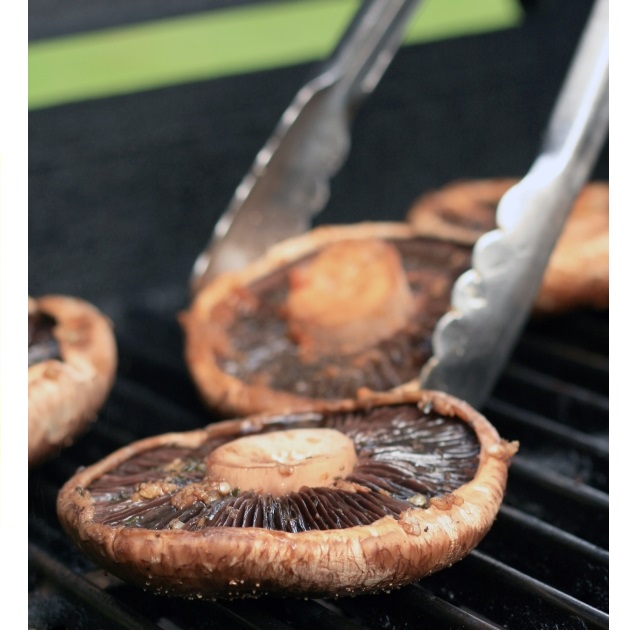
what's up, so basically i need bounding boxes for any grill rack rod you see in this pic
[497,504,609,566]
[508,458,609,510]
[29,541,159,630]
[485,397,609,457]
[467,550,609,629]
[499,362,609,412]
[335,583,502,630]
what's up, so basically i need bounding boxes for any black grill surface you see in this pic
[29,1,609,628]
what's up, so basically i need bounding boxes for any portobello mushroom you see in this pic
[181,222,471,417]
[57,390,518,600]
[28,295,117,466]
[406,179,609,314]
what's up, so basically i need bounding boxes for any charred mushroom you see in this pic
[29,295,117,466]
[181,222,472,417]
[406,179,609,314]
[57,390,518,600]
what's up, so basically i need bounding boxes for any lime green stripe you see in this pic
[29,0,522,110]
[406,0,522,42]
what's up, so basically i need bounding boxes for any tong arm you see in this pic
[190,0,421,294]
[420,0,609,407]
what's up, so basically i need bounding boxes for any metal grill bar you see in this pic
[497,504,609,565]
[241,598,366,630]
[486,397,609,457]
[483,507,608,611]
[511,335,608,394]
[509,458,609,509]
[382,585,502,630]
[29,542,159,630]
[333,584,503,630]
[498,362,609,417]
[467,551,609,629]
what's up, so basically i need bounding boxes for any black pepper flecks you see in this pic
[88,404,479,533]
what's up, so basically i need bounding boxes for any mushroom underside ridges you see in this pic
[88,404,480,534]
[214,237,471,399]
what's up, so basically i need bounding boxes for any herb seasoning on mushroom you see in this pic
[181,222,472,417]
[28,295,117,466]
[57,390,518,600]
[406,179,609,314]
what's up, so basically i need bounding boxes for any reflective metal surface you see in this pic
[421,0,608,407]
[190,0,421,294]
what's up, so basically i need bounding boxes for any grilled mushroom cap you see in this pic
[29,295,117,466]
[406,179,609,314]
[57,390,518,600]
[181,222,471,417]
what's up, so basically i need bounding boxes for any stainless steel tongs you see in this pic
[190,0,609,408]
[420,0,608,406]
[190,0,422,292]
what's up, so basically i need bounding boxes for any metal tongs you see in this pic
[421,0,608,406]
[190,0,422,290]
[190,0,609,408]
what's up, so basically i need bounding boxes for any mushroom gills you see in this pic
[87,404,480,533]
[215,236,471,399]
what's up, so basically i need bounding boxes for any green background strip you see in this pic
[28,0,522,110]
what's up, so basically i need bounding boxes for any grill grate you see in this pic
[28,306,609,630]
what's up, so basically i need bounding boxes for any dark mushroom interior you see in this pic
[28,309,61,367]
[213,236,471,399]
[88,403,480,533]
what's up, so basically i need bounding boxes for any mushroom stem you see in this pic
[285,239,414,359]
[206,428,358,496]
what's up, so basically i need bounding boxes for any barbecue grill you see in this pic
[29,0,609,628]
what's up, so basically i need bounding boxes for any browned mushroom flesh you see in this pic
[57,390,518,600]
[406,179,609,314]
[28,295,118,466]
[181,223,472,417]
